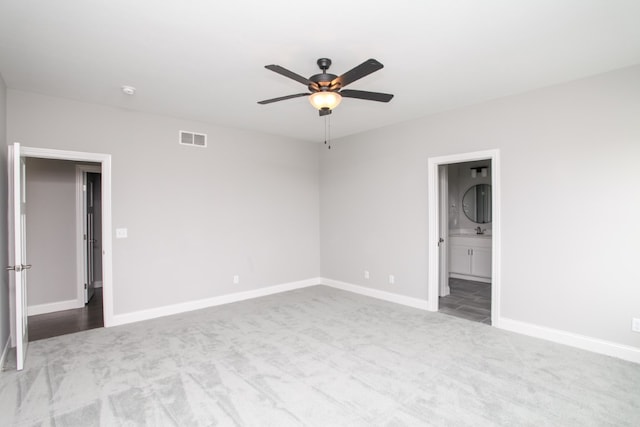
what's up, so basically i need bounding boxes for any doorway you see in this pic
[427,150,501,326]
[8,144,113,370]
[439,161,492,324]
[21,159,104,341]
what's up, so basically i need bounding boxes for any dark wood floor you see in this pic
[439,278,491,324]
[28,288,104,341]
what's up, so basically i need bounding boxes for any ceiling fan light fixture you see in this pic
[309,91,342,111]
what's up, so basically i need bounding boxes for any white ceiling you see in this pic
[1,1,639,142]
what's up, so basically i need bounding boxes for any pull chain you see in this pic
[324,115,327,147]
[324,115,331,149]
[328,115,331,149]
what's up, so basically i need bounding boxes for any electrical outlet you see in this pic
[115,228,128,239]
[233,275,240,284]
[632,318,640,333]
[389,275,395,285]
[364,270,370,279]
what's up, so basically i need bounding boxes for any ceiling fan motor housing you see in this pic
[309,58,338,92]
[309,73,338,92]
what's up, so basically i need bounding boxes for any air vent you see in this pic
[179,130,207,148]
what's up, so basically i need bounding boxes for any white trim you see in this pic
[111,277,431,328]
[95,272,640,364]
[93,280,103,289]
[0,337,10,370]
[321,278,430,311]
[27,299,84,316]
[110,278,321,326]
[17,145,114,327]
[427,149,501,324]
[449,273,492,284]
[498,317,640,364]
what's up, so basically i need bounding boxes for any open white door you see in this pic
[438,165,450,297]
[7,143,30,370]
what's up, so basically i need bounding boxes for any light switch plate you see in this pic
[632,318,640,333]
[116,228,128,239]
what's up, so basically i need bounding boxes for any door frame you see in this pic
[427,149,501,326]
[14,145,114,330]
[76,165,102,305]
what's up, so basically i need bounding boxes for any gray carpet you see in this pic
[1,285,639,426]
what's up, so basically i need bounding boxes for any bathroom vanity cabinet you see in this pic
[449,235,492,282]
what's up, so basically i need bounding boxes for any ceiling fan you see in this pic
[257,58,394,116]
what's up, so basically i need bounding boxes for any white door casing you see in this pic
[427,149,501,326]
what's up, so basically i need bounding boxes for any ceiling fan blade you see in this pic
[265,64,313,86]
[340,90,394,102]
[257,93,309,105]
[331,59,384,89]
[319,108,332,117]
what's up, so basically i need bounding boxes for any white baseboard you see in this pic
[320,278,431,311]
[28,299,84,316]
[0,337,10,371]
[449,273,491,284]
[498,317,640,364]
[105,275,638,364]
[93,281,103,289]
[110,277,322,327]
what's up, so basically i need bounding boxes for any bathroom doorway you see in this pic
[439,161,492,324]
[427,150,501,326]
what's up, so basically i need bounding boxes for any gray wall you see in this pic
[0,73,9,351]
[25,158,78,306]
[7,91,321,315]
[320,65,640,348]
[4,65,639,353]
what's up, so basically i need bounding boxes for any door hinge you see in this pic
[6,264,31,272]
[84,283,87,289]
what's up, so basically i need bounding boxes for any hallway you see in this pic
[28,288,103,341]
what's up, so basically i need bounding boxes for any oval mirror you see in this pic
[462,184,492,224]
